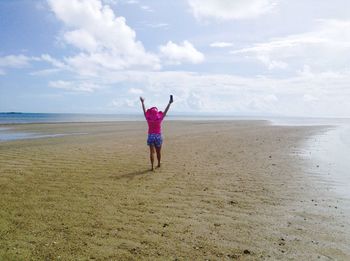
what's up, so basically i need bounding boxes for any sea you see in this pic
[270,117,350,199]
[0,112,145,124]
[1,112,350,198]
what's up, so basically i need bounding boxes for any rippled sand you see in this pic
[0,121,349,260]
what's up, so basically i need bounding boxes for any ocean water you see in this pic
[0,113,259,142]
[0,127,87,142]
[0,112,270,124]
[0,113,144,124]
[269,117,350,198]
[0,113,261,141]
[306,125,350,198]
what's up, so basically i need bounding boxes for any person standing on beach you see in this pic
[140,95,173,171]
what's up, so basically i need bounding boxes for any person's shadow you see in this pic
[110,169,151,180]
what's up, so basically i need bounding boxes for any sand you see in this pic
[0,121,349,260]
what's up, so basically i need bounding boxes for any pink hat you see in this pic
[146,107,163,121]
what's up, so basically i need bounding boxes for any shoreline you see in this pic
[302,124,350,199]
[0,121,349,259]
[3,120,350,198]
[1,113,349,126]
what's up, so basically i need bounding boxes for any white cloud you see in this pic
[128,88,143,94]
[0,55,31,68]
[29,68,62,76]
[140,5,153,12]
[256,55,288,70]
[124,0,138,4]
[49,80,101,92]
[102,0,118,5]
[303,94,319,102]
[31,0,205,79]
[210,42,233,48]
[63,30,98,52]
[0,54,68,75]
[96,68,350,117]
[0,54,34,75]
[111,98,137,108]
[231,19,350,72]
[145,23,169,29]
[40,54,66,68]
[187,92,204,110]
[187,0,277,21]
[47,0,160,75]
[128,71,280,112]
[159,41,205,65]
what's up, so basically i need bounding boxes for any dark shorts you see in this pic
[147,133,163,148]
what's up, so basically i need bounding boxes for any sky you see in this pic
[0,0,350,117]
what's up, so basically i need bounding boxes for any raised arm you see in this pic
[140,97,146,118]
[163,96,173,118]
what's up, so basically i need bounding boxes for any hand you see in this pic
[140,96,145,103]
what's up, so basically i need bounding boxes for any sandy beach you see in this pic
[0,121,349,260]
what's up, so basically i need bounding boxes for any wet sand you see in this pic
[0,121,349,260]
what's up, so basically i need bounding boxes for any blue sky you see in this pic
[1,0,350,116]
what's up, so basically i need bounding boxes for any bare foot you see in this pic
[156,164,161,169]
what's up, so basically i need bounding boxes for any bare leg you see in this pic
[155,146,161,168]
[149,145,155,171]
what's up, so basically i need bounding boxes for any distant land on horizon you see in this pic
[0,112,24,114]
